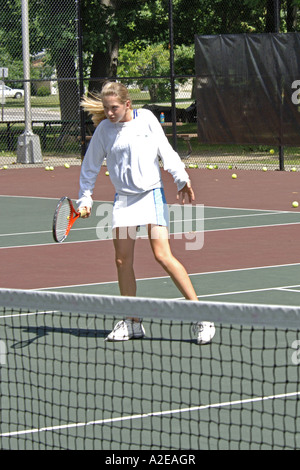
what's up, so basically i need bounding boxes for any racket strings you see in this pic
[55,201,72,241]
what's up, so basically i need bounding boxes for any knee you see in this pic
[115,254,133,270]
[153,249,170,268]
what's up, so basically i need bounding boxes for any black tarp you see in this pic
[195,33,300,145]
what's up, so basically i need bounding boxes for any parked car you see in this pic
[0,85,24,99]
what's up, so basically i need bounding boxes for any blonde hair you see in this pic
[80,82,132,128]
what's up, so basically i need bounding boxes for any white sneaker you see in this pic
[106,319,146,341]
[193,321,216,345]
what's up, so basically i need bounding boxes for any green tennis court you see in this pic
[1,194,300,247]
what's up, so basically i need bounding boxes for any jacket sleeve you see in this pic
[77,126,106,208]
[147,111,190,191]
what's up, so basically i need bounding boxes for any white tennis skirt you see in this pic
[112,188,169,229]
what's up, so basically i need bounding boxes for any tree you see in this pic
[80,0,170,94]
[118,43,170,101]
[81,0,120,93]
[286,0,299,31]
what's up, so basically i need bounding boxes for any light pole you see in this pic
[17,0,43,164]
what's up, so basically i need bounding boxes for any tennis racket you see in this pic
[53,197,87,243]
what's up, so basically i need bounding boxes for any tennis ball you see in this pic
[214,165,218,169]
[49,166,54,171]
[232,173,237,179]
[270,149,275,154]
[45,166,50,171]
[291,167,297,172]
[228,165,233,169]
[292,201,299,208]
[2,165,8,170]
[262,167,267,172]
[105,171,109,176]
[64,163,70,169]
[208,165,214,170]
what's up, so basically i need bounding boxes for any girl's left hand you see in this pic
[177,181,195,204]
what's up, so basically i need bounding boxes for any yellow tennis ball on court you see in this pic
[262,167,267,172]
[270,149,274,154]
[49,166,54,171]
[2,165,8,170]
[232,173,237,179]
[45,166,50,171]
[105,171,109,176]
[64,163,70,169]
[292,201,299,208]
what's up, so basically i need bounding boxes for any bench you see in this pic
[1,120,82,151]
[162,122,197,158]
[165,133,198,158]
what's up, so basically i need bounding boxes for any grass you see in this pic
[2,95,60,108]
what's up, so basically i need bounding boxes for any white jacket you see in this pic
[78,109,189,208]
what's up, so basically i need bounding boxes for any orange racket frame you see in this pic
[53,196,86,243]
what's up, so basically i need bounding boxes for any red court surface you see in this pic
[1,166,300,290]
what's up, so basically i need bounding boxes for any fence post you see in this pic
[168,0,178,153]
[76,0,86,160]
[16,0,43,164]
[274,0,285,170]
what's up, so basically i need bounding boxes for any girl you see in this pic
[77,82,215,344]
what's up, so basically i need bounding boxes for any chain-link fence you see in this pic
[0,0,299,170]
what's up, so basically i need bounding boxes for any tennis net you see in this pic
[1,288,300,450]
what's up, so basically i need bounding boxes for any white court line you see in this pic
[196,284,300,300]
[0,203,297,239]
[1,390,300,439]
[34,262,300,293]
[2,220,300,250]
[0,310,52,320]
[0,226,96,237]
[0,209,287,238]
[278,288,300,293]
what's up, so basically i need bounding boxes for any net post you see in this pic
[279,146,285,171]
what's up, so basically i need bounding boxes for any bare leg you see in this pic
[113,227,137,297]
[148,224,198,301]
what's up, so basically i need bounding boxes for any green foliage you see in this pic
[118,42,195,101]
[118,43,170,101]
[36,86,51,97]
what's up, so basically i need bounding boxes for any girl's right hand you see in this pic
[79,206,91,218]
